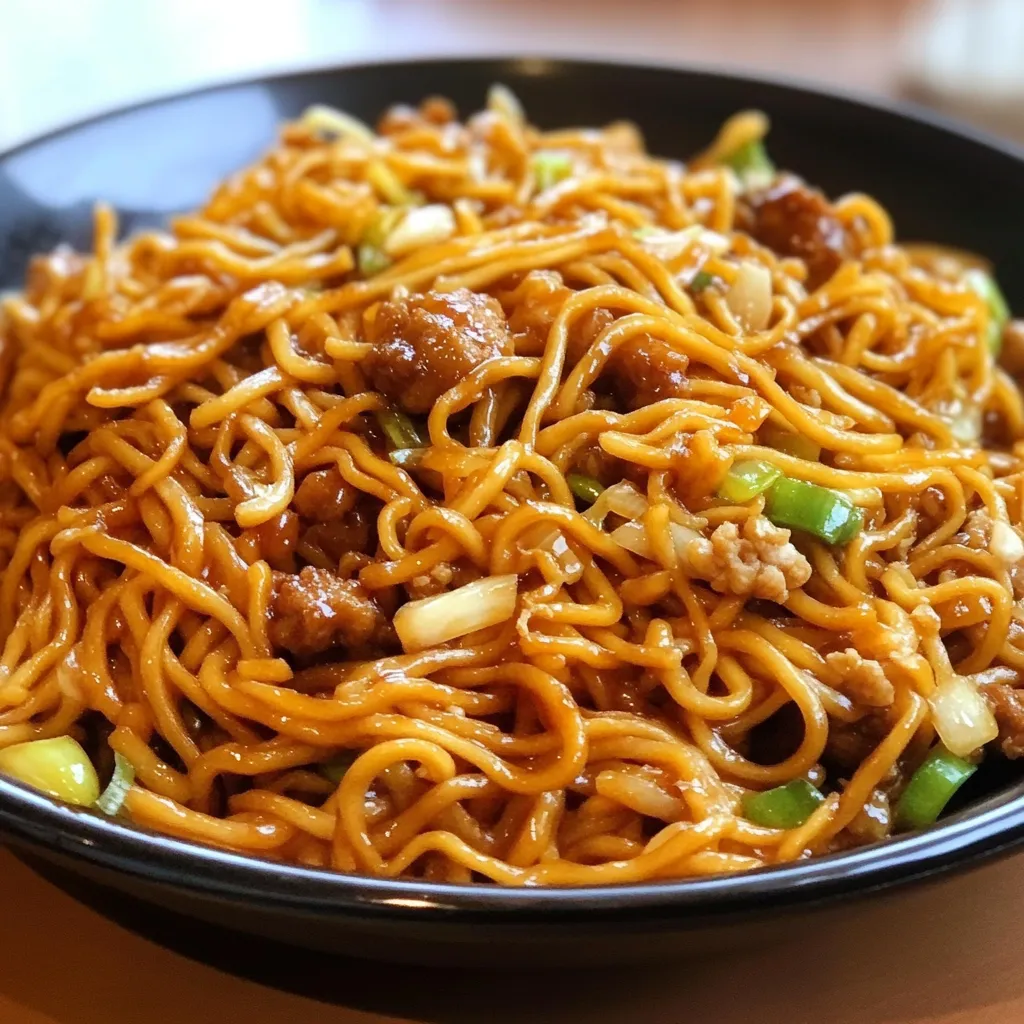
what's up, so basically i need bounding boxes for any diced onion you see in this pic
[487,83,525,124]
[604,482,649,521]
[394,575,518,652]
[990,520,1024,565]
[726,261,772,331]
[636,225,729,261]
[0,736,100,806]
[584,481,647,526]
[930,675,999,758]
[609,519,653,558]
[299,105,376,145]
[383,204,456,257]
[950,407,982,444]
[610,519,700,563]
[937,383,981,444]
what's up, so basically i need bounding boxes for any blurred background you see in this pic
[1,0,1023,150]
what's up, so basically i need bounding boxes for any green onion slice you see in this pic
[742,778,824,829]
[377,408,426,450]
[95,752,135,817]
[389,447,428,467]
[690,270,715,292]
[723,139,775,182]
[965,268,1010,355]
[320,751,358,784]
[358,243,392,277]
[760,423,821,462]
[895,746,977,830]
[533,151,573,191]
[764,477,863,545]
[567,472,605,505]
[718,459,781,504]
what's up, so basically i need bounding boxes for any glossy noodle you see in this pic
[1,88,1023,885]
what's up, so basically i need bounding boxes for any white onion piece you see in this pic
[931,675,999,758]
[299,105,375,145]
[604,482,648,521]
[726,261,772,331]
[584,481,647,526]
[487,83,524,123]
[535,529,584,582]
[637,225,700,261]
[383,204,456,257]
[990,520,1024,565]
[610,519,654,558]
[610,519,700,563]
[394,575,518,653]
[638,225,730,261]
[950,407,982,444]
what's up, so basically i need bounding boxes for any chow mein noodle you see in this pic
[1,88,1022,885]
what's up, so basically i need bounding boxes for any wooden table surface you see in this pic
[4,1,1021,1022]
[2,845,1023,1024]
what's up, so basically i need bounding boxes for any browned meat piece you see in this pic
[363,288,512,413]
[242,510,299,573]
[377,97,457,135]
[740,176,851,290]
[982,682,1024,758]
[611,336,689,407]
[301,507,376,564]
[506,271,572,355]
[293,466,356,522]
[1000,320,1024,377]
[269,567,393,657]
[377,104,419,136]
[419,96,457,125]
[823,713,889,773]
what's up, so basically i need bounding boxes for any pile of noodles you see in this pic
[0,86,1022,886]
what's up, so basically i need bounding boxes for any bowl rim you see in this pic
[2,54,1024,922]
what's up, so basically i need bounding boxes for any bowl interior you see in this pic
[1,58,1024,914]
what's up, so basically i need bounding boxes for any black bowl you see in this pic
[2,58,1024,969]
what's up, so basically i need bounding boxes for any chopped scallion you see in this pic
[742,778,824,829]
[377,408,426,450]
[965,268,1010,355]
[95,752,135,817]
[764,477,863,545]
[533,151,573,191]
[895,746,977,830]
[567,472,604,505]
[760,424,821,462]
[358,243,391,277]
[717,459,781,503]
[690,270,715,292]
[320,751,358,784]
[723,139,775,183]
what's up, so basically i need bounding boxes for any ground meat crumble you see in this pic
[684,515,811,603]
[269,566,393,657]
[825,648,896,708]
